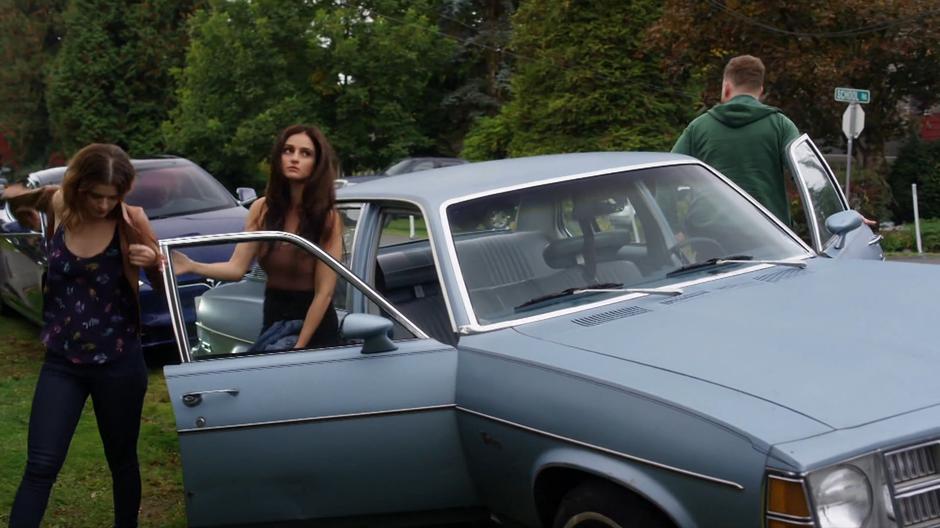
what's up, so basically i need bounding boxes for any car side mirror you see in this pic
[235,187,257,206]
[825,210,863,250]
[340,313,397,354]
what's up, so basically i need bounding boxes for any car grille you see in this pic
[886,441,940,527]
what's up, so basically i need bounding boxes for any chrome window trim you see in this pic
[177,403,456,434]
[436,160,813,331]
[787,135,850,252]
[160,230,429,363]
[457,406,744,491]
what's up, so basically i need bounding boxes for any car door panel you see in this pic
[165,340,475,526]
[160,231,477,527]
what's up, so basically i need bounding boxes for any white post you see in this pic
[844,136,853,202]
[912,184,923,254]
[409,215,415,239]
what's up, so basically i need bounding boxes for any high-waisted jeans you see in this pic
[9,352,148,528]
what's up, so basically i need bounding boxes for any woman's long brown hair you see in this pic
[60,144,135,230]
[263,125,338,244]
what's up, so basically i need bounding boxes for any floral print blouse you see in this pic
[40,225,141,364]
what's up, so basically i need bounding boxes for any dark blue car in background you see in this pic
[0,156,253,352]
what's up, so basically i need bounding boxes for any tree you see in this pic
[46,0,202,157]
[435,0,516,154]
[0,0,66,168]
[651,1,940,173]
[164,0,454,185]
[313,0,455,173]
[462,0,695,160]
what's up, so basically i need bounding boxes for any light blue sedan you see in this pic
[155,139,937,528]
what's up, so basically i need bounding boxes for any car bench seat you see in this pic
[455,231,642,321]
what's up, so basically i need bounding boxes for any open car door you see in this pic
[786,134,883,260]
[159,231,478,527]
[0,199,47,323]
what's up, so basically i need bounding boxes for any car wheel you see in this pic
[552,480,672,528]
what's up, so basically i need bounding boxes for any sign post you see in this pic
[835,87,870,202]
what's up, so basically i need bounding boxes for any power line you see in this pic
[704,0,940,38]
[379,12,705,101]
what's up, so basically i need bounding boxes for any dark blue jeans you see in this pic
[9,353,148,528]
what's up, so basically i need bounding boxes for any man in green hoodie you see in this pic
[672,55,799,225]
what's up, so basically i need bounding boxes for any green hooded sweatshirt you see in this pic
[672,94,799,224]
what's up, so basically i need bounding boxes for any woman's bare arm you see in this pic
[295,210,343,349]
[171,198,265,280]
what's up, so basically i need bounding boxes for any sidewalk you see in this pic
[887,253,940,265]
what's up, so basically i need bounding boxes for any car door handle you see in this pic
[181,388,239,407]
[868,234,884,246]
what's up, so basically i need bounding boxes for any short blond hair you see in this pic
[723,55,765,91]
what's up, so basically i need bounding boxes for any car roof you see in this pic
[28,157,199,186]
[338,151,696,209]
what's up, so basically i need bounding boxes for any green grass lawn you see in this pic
[0,314,186,527]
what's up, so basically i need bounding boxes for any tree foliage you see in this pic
[46,0,202,157]
[164,0,454,186]
[462,0,694,160]
[651,0,940,170]
[436,0,516,154]
[889,136,940,222]
[0,0,66,168]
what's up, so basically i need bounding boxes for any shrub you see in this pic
[889,137,940,223]
[881,218,940,253]
[848,167,893,222]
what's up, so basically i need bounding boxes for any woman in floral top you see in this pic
[3,144,162,528]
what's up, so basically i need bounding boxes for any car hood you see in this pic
[514,259,940,430]
[149,205,247,239]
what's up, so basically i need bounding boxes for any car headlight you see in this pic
[803,453,894,528]
[812,466,872,528]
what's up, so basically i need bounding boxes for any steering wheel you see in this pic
[667,236,726,265]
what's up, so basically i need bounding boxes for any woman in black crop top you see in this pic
[172,124,343,350]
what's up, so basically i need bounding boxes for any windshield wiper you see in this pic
[514,282,684,311]
[665,254,806,278]
[515,282,622,310]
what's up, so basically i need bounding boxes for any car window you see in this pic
[787,139,847,249]
[126,164,236,219]
[447,164,809,325]
[383,160,413,176]
[337,204,361,266]
[373,206,455,345]
[409,161,435,172]
[379,210,428,247]
[172,236,417,361]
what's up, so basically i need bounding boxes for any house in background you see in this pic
[921,111,940,142]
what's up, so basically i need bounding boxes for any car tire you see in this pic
[552,480,672,528]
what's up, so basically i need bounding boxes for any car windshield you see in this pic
[125,164,236,219]
[383,160,414,176]
[446,163,809,325]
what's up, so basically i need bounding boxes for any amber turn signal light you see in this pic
[767,475,811,519]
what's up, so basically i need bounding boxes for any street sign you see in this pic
[835,87,871,104]
[842,103,865,139]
